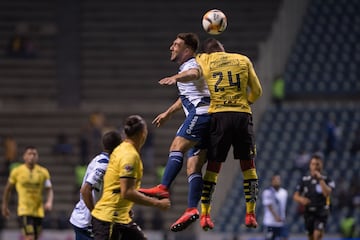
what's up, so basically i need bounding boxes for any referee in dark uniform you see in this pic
[293,153,335,240]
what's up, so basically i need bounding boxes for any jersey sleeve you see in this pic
[8,167,18,184]
[326,177,336,190]
[196,54,208,75]
[86,158,108,186]
[262,189,274,206]
[246,58,262,103]
[43,168,52,188]
[181,58,200,72]
[118,153,138,179]
[295,178,304,193]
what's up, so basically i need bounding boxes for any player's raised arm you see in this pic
[159,68,200,85]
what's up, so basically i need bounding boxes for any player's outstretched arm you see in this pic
[159,68,200,85]
[119,177,170,211]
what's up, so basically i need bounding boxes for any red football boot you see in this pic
[245,213,258,228]
[138,184,169,199]
[170,208,199,232]
[200,214,214,231]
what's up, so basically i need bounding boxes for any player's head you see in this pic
[177,33,199,52]
[271,174,281,190]
[309,152,324,173]
[170,32,199,64]
[201,38,225,53]
[23,146,39,168]
[102,130,122,154]
[123,115,148,148]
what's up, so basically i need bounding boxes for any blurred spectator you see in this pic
[271,75,285,108]
[349,175,360,208]
[340,213,359,239]
[2,135,18,176]
[52,133,73,156]
[6,34,37,59]
[293,149,311,174]
[156,164,166,184]
[324,115,341,155]
[350,127,360,155]
[79,111,106,165]
[334,177,352,209]
[75,165,87,189]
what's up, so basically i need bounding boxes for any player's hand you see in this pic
[313,170,322,180]
[1,206,10,218]
[159,76,177,85]
[44,201,53,211]
[152,112,170,127]
[274,215,282,222]
[157,198,171,211]
[300,197,311,206]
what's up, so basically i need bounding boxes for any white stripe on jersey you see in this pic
[69,152,109,229]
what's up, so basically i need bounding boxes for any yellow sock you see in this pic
[201,171,218,215]
[243,168,258,214]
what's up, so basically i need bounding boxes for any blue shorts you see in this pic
[176,112,210,150]
[72,224,93,240]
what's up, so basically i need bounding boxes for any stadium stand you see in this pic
[0,0,57,108]
[284,0,360,97]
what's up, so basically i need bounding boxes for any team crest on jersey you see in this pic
[124,165,134,172]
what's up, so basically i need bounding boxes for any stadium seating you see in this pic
[215,0,360,235]
[284,0,360,97]
[0,0,57,107]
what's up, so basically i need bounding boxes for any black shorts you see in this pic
[92,216,147,240]
[207,112,256,162]
[304,210,329,235]
[18,216,42,238]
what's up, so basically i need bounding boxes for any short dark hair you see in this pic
[312,151,324,161]
[177,33,199,52]
[123,115,146,137]
[102,131,122,154]
[201,38,223,53]
[23,145,37,153]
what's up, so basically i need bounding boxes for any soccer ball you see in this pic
[202,9,227,35]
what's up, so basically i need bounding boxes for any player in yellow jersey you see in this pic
[159,38,263,230]
[2,146,54,240]
[91,115,170,240]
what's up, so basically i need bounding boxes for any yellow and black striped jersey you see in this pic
[196,52,262,114]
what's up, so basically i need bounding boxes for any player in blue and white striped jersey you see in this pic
[140,32,210,232]
[70,131,121,240]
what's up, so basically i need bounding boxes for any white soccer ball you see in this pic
[202,9,227,35]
